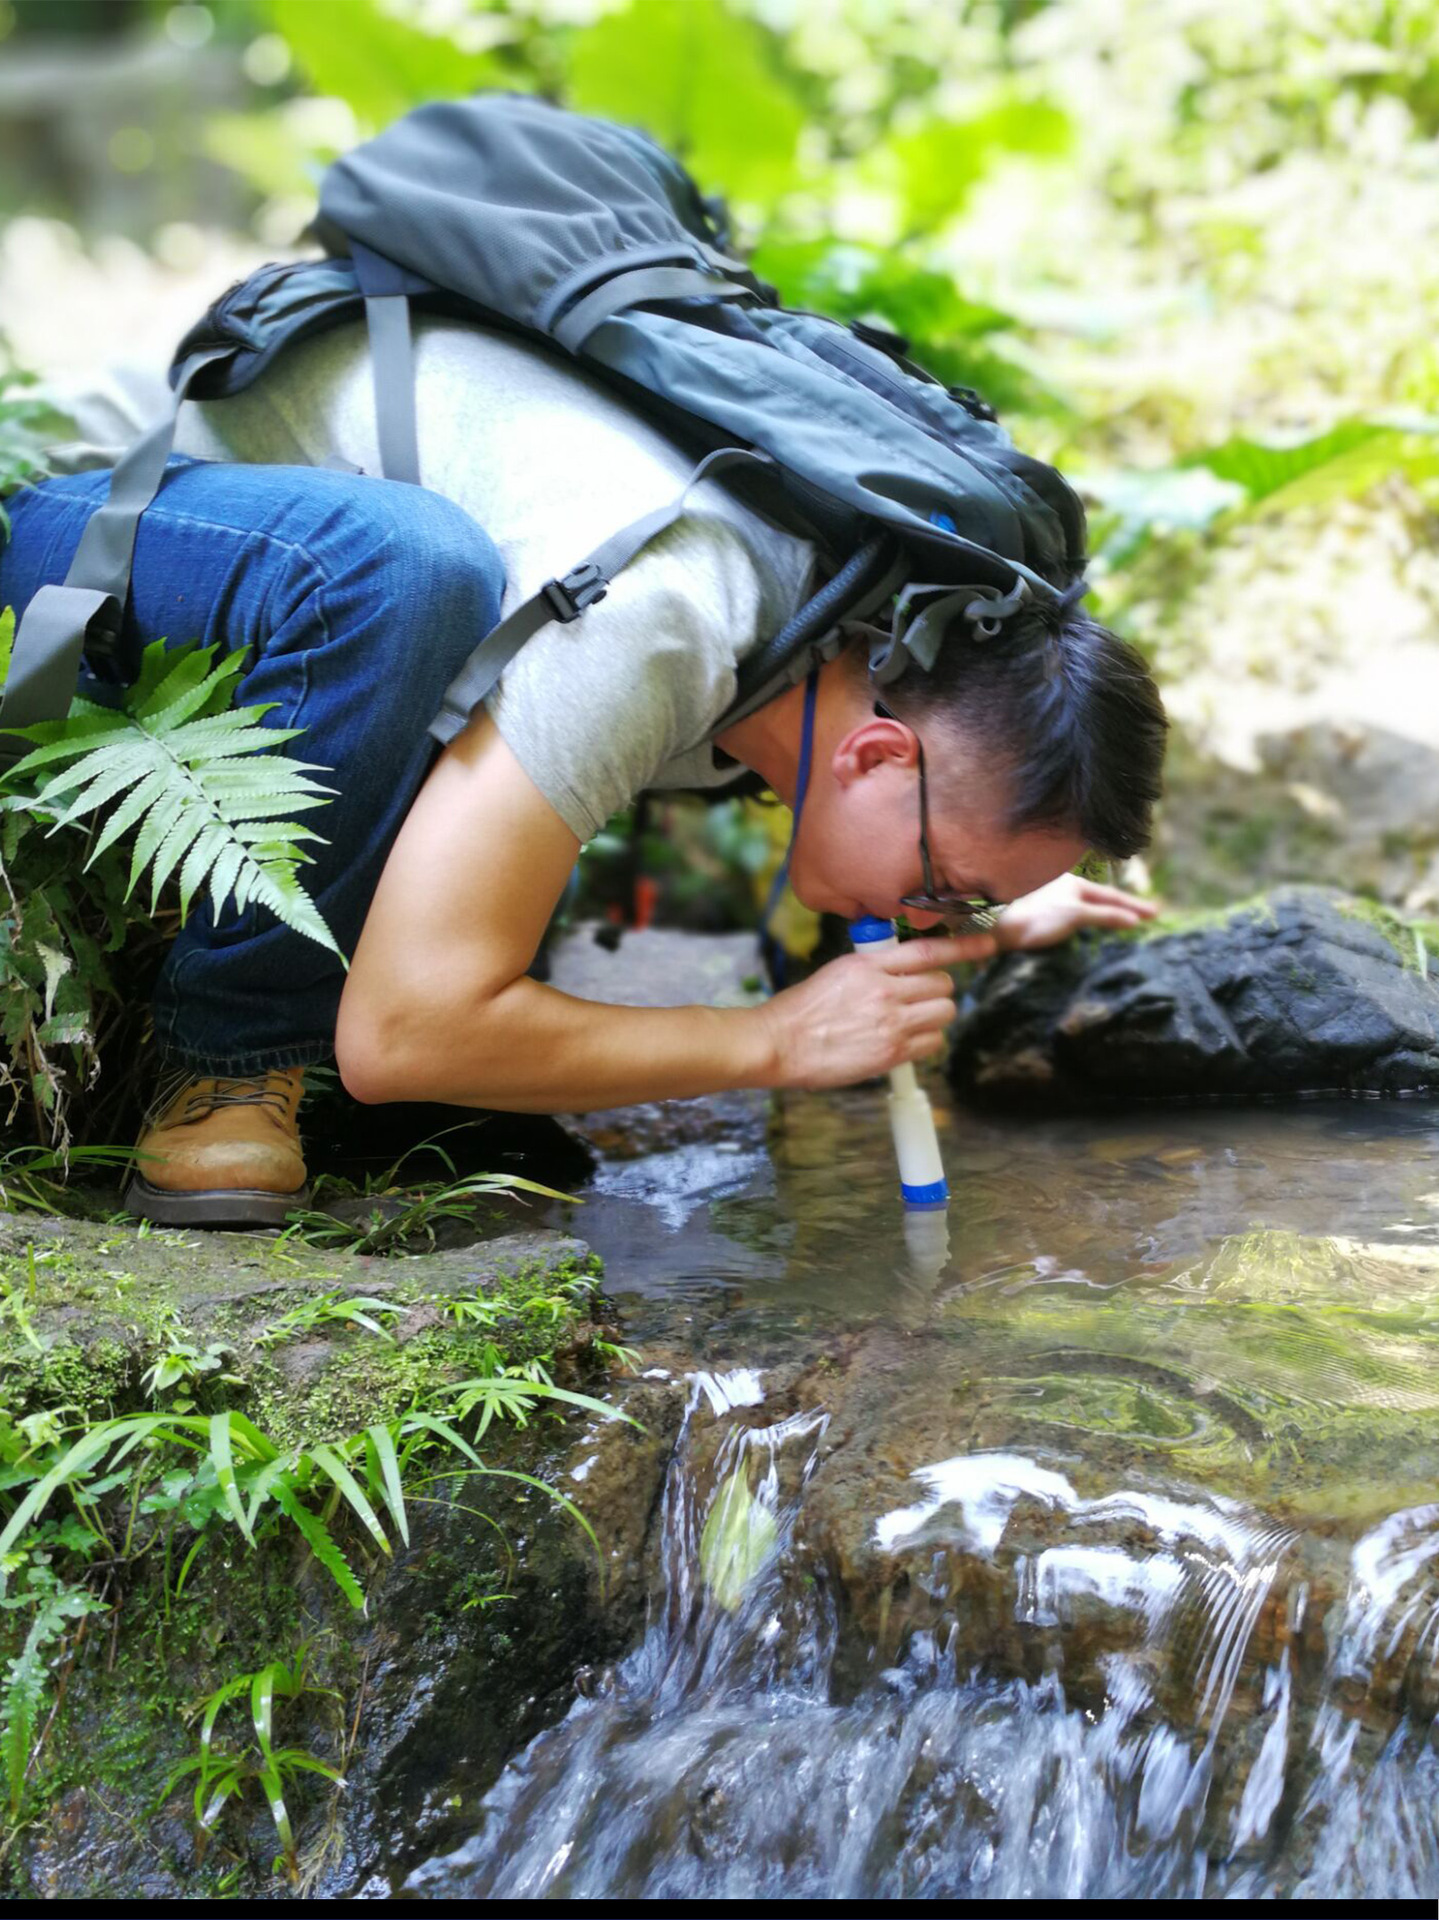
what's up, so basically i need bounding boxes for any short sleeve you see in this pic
[485,511,771,843]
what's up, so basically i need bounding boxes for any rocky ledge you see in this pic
[950,886,1439,1106]
[0,1208,677,1901]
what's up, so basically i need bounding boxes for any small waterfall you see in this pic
[404,1392,1439,1901]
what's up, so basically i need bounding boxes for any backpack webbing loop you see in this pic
[553,264,754,355]
[350,242,433,486]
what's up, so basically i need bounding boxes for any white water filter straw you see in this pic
[848,917,949,1208]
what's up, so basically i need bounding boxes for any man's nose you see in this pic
[901,907,947,932]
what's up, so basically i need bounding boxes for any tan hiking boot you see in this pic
[125,1068,310,1228]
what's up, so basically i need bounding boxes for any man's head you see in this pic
[787,592,1168,926]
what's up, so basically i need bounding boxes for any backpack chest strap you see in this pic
[428,445,776,751]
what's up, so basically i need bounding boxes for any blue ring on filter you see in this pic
[901,1179,949,1208]
[849,915,895,943]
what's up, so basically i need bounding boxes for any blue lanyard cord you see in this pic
[758,668,819,993]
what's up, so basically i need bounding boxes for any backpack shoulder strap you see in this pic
[0,345,231,764]
[428,445,775,750]
[351,242,430,486]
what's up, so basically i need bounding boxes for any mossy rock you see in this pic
[951,886,1439,1106]
[0,1207,676,1901]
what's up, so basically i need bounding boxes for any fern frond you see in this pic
[272,1481,366,1611]
[2,1582,106,1819]
[4,641,342,959]
[3,1614,48,1820]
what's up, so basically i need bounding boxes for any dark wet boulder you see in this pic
[949,887,1439,1106]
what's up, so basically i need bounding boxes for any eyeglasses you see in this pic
[874,699,1004,935]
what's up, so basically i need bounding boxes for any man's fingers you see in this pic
[1079,881,1158,914]
[1082,904,1151,928]
[894,970,955,1002]
[905,995,957,1030]
[906,1027,950,1060]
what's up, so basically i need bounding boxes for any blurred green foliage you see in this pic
[9,0,1439,658]
[6,0,1439,966]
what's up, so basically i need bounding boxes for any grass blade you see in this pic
[309,1443,391,1557]
[208,1412,254,1546]
[365,1423,409,1549]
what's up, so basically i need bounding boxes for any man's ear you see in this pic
[832,713,920,791]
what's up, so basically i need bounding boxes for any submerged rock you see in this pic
[950,886,1439,1106]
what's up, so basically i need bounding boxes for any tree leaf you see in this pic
[7,640,342,957]
[308,1443,392,1558]
[1188,418,1439,516]
[887,97,1072,237]
[698,1467,778,1612]
[364,1424,409,1549]
[568,0,804,204]
[265,0,504,131]
[209,1412,255,1546]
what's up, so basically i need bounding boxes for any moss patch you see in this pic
[1332,895,1439,974]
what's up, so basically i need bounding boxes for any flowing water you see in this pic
[406,1089,1439,1900]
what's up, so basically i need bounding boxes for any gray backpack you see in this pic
[0,92,1087,763]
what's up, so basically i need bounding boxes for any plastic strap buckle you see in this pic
[542,562,609,623]
[83,607,126,682]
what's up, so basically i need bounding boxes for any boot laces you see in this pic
[152,1070,296,1126]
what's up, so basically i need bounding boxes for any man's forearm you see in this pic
[343,976,779,1112]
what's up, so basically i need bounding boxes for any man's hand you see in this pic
[758,932,997,1090]
[994,872,1158,952]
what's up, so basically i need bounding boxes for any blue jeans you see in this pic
[0,458,505,1075]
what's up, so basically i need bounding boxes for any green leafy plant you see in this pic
[567,0,803,204]
[1084,417,1439,567]
[593,1336,642,1373]
[698,1466,778,1614]
[140,1338,244,1409]
[0,675,144,1149]
[0,366,54,537]
[0,611,341,1154]
[265,0,503,132]
[0,1144,137,1217]
[0,1247,45,1356]
[435,1290,507,1331]
[0,1388,636,1617]
[253,1290,409,1349]
[4,636,340,960]
[281,1168,577,1257]
[0,1356,639,1841]
[1,1563,105,1824]
[163,1654,342,1881]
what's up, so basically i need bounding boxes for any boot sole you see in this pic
[124,1175,310,1230]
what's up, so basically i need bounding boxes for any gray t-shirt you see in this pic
[160,318,816,842]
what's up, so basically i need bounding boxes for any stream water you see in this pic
[407,1088,1439,1900]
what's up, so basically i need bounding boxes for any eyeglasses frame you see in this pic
[872,698,1003,934]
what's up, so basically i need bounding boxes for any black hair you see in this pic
[886,597,1168,860]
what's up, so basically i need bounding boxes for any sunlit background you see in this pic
[4,0,1439,924]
